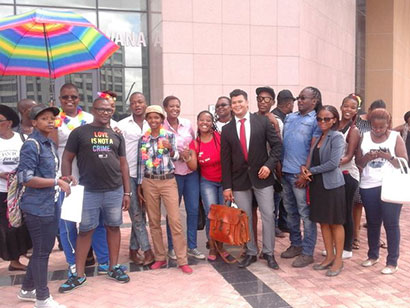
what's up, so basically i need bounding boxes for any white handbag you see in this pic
[381,157,410,204]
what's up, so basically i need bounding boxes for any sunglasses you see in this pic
[256,96,273,103]
[94,107,114,115]
[61,95,79,100]
[215,103,229,109]
[316,116,335,123]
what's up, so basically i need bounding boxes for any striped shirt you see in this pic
[136,130,179,184]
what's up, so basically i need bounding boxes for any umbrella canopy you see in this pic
[0,8,119,78]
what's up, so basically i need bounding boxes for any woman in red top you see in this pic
[182,111,227,261]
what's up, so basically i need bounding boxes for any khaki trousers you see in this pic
[142,177,188,265]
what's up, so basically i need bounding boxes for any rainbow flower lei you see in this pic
[141,127,169,168]
[55,107,87,130]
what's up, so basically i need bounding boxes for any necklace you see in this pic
[55,107,87,130]
[140,127,168,168]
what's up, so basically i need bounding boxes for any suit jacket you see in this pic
[221,113,282,191]
[307,129,345,189]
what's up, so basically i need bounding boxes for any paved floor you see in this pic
[1,205,410,308]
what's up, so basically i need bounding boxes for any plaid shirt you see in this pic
[136,130,179,184]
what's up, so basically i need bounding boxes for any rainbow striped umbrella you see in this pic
[0,8,119,78]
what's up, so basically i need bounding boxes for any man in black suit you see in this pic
[221,89,282,269]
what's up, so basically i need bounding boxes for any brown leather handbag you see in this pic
[208,203,250,246]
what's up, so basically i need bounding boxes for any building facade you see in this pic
[0,0,409,125]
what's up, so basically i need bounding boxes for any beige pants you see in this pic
[142,177,188,265]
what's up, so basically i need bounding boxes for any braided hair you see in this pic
[195,110,219,155]
[305,86,322,112]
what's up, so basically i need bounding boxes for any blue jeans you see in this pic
[129,177,151,251]
[167,171,199,250]
[58,192,109,266]
[22,210,58,300]
[199,176,223,239]
[282,173,317,256]
[360,186,402,266]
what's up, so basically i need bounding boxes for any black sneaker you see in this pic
[58,275,86,293]
[107,265,130,283]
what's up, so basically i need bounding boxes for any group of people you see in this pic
[0,82,408,308]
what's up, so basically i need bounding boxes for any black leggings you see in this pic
[343,173,359,251]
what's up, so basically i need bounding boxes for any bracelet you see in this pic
[183,155,192,163]
[54,178,58,186]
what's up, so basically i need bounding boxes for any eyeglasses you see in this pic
[256,96,273,103]
[296,96,314,101]
[316,116,334,123]
[215,103,229,109]
[61,95,79,100]
[94,107,114,115]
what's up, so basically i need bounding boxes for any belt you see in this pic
[144,173,175,180]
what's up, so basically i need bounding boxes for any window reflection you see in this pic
[98,11,148,67]
[65,72,95,112]
[0,76,18,107]
[16,0,95,8]
[98,0,146,11]
[16,6,97,25]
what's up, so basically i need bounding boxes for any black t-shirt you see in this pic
[65,124,126,191]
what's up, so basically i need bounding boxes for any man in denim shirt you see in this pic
[280,87,322,268]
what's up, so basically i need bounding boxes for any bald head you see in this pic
[17,98,37,114]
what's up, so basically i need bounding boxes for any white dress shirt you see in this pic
[234,112,251,150]
[117,115,149,178]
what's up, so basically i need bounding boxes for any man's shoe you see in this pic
[58,275,86,293]
[179,264,193,274]
[129,249,143,265]
[151,260,167,270]
[281,246,302,259]
[97,263,128,275]
[262,253,279,270]
[107,265,130,283]
[34,296,66,308]
[143,249,155,266]
[17,289,36,302]
[275,227,286,238]
[381,265,398,275]
[238,255,257,268]
[167,249,177,260]
[292,254,314,268]
[361,258,379,267]
[187,248,206,260]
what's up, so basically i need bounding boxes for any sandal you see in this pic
[352,239,360,250]
[208,249,217,261]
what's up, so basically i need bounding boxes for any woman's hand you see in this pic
[57,179,71,196]
[295,174,308,188]
[60,175,78,186]
[180,148,191,162]
[0,172,10,180]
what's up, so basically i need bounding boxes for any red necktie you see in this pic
[239,118,248,161]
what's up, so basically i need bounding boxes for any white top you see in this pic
[274,116,284,137]
[110,119,119,130]
[117,115,149,177]
[360,131,399,189]
[216,120,230,132]
[57,111,93,178]
[0,133,24,192]
[234,112,251,150]
[340,127,360,182]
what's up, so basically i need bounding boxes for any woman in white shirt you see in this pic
[356,108,407,275]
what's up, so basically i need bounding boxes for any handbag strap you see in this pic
[396,157,409,174]
[214,241,247,264]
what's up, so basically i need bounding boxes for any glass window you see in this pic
[99,67,149,117]
[16,0,96,8]
[0,76,18,107]
[65,71,96,112]
[98,0,146,11]
[15,7,97,25]
[0,5,13,17]
[98,11,148,67]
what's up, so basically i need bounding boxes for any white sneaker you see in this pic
[35,296,66,308]
[361,258,379,267]
[342,250,353,259]
[17,289,36,302]
[167,249,177,260]
[187,248,206,260]
[381,265,398,275]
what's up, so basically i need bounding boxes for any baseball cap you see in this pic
[277,89,296,102]
[29,104,60,120]
[256,86,275,100]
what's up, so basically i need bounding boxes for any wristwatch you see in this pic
[124,192,133,197]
